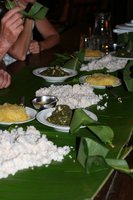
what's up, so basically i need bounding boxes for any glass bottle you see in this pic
[93,12,113,54]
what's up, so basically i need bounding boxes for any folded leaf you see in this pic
[77,138,133,175]
[87,124,114,146]
[85,156,109,174]
[70,109,96,133]
[70,109,114,146]
[106,158,133,174]
[5,0,48,20]
[74,48,85,63]
[50,53,71,66]
[63,57,81,71]
[123,60,133,91]
[77,137,109,173]
[5,0,15,9]
[117,32,133,51]
[27,2,48,20]
[117,33,129,46]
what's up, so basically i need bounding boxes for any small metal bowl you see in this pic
[32,95,58,110]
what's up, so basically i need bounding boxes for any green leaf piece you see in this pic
[77,138,133,175]
[27,2,48,20]
[105,158,133,174]
[87,124,114,146]
[77,137,109,173]
[5,1,48,20]
[70,109,114,146]
[74,48,85,63]
[70,108,96,134]
[123,60,133,91]
[86,156,109,174]
[50,53,71,66]
[5,0,16,9]
[117,32,133,51]
[63,57,81,71]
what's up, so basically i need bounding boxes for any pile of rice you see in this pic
[81,54,127,72]
[0,126,71,179]
[36,83,102,109]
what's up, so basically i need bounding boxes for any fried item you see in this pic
[85,73,120,86]
[0,103,30,122]
[85,49,102,57]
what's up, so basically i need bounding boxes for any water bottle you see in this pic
[93,12,113,54]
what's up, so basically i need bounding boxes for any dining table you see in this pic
[0,25,133,200]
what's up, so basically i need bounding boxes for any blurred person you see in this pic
[7,0,60,61]
[0,7,23,88]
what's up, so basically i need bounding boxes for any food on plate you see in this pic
[40,66,70,77]
[0,103,30,122]
[85,49,102,57]
[113,48,133,58]
[47,105,73,126]
[84,73,120,86]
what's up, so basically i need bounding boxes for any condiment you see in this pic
[47,105,73,126]
[40,66,69,77]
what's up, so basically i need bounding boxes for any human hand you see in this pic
[0,7,23,48]
[29,40,40,54]
[0,69,11,89]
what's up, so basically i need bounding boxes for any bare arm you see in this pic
[8,18,34,61]
[28,18,60,54]
[35,18,60,51]
[0,69,11,88]
[0,7,23,61]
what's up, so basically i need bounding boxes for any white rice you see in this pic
[80,54,127,72]
[36,83,101,109]
[0,126,71,179]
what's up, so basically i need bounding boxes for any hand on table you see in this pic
[29,40,40,54]
[0,69,11,89]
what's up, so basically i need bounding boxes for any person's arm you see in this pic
[0,7,23,61]
[28,18,60,54]
[8,18,34,61]
[35,18,60,52]
[0,69,11,89]
[0,7,23,88]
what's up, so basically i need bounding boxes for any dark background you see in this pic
[38,0,133,28]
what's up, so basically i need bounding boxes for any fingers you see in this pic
[2,7,23,22]
[0,7,24,46]
[2,7,23,30]
[0,69,11,89]
[29,40,40,54]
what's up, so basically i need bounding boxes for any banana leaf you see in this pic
[70,108,114,146]
[117,32,133,51]
[77,138,133,175]
[123,60,133,91]
[5,0,48,20]
[0,63,133,199]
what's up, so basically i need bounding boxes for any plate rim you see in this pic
[116,24,133,30]
[32,67,78,82]
[0,107,37,125]
[36,108,98,132]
